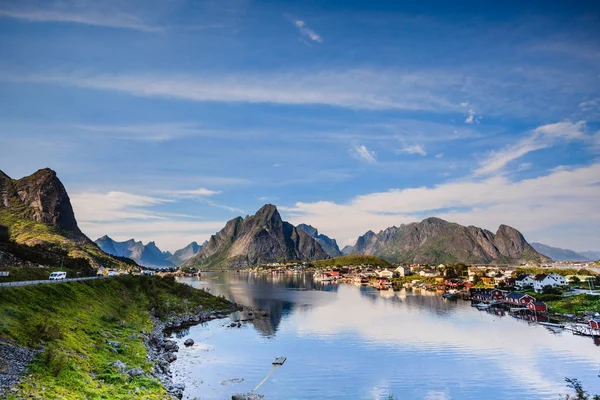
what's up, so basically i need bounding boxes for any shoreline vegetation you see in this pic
[0,276,235,399]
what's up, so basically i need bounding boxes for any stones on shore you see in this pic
[0,341,40,397]
[232,393,265,400]
[144,306,241,400]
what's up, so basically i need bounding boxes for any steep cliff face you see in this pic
[0,168,133,270]
[350,217,550,265]
[297,223,342,257]
[0,168,80,233]
[184,205,329,268]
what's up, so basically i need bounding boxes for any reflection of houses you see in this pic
[589,319,600,330]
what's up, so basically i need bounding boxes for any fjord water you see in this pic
[173,273,600,400]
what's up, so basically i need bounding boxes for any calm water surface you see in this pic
[172,272,600,400]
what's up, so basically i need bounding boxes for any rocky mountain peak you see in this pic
[184,205,329,268]
[0,168,81,233]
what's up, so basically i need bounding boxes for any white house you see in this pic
[395,266,408,277]
[377,269,394,278]
[419,270,438,278]
[533,273,568,292]
[515,275,536,289]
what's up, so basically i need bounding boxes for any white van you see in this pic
[49,271,67,280]
[107,270,119,277]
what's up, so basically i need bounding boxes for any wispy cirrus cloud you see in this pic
[2,67,598,119]
[352,145,376,164]
[0,0,162,32]
[475,121,587,176]
[287,16,323,43]
[398,144,427,156]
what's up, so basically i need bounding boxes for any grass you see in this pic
[0,276,232,399]
[545,294,600,315]
[313,255,391,267]
[0,209,131,271]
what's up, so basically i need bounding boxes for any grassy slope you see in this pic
[313,254,391,267]
[0,209,128,271]
[0,276,232,400]
[545,294,600,315]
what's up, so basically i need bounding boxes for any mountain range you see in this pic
[296,224,342,257]
[95,236,204,267]
[346,217,550,265]
[530,243,598,262]
[0,168,132,270]
[183,204,329,268]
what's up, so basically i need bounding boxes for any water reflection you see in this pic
[183,272,338,336]
[175,272,600,400]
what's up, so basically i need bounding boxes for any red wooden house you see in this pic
[490,289,506,301]
[505,292,536,305]
[527,302,548,312]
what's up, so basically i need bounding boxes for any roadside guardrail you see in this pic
[0,275,110,288]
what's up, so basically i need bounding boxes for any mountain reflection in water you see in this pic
[174,272,600,400]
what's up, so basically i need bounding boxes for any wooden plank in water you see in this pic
[273,357,287,365]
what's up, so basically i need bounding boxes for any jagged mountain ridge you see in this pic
[0,168,133,270]
[184,204,329,268]
[168,241,206,265]
[531,242,591,262]
[95,236,204,267]
[296,223,342,257]
[349,217,550,265]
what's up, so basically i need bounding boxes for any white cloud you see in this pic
[283,163,600,250]
[0,0,162,32]
[398,144,427,156]
[70,191,170,222]
[1,69,466,112]
[290,17,323,43]
[352,145,376,163]
[70,190,227,252]
[435,153,444,158]
[465,109,477,124]
[475,121,587,176]
[172,188,221,197]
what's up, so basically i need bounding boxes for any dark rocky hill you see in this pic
[184,205,329,268]
[349,217,550,265]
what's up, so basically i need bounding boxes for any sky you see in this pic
[0,0,599,253]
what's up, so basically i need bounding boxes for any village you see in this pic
[241,260,600,340]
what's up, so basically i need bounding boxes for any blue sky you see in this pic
[0,0,599,252]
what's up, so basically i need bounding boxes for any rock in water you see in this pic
[184,339,194,347]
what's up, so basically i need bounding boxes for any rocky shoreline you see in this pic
[0,341,40,397]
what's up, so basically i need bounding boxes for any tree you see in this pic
[570,276,581,284]
[561,378,600,400]
[472,274,481,285]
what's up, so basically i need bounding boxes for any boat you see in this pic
[442,293,458,300]
[510,307,527,313]
[475,303,491,309]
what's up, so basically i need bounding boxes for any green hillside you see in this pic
[0,209,130,271]
[313,254,391,267]
[0,276,233,399]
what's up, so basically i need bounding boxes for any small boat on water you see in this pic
[475,303,491,309]
[442,293,458,300]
